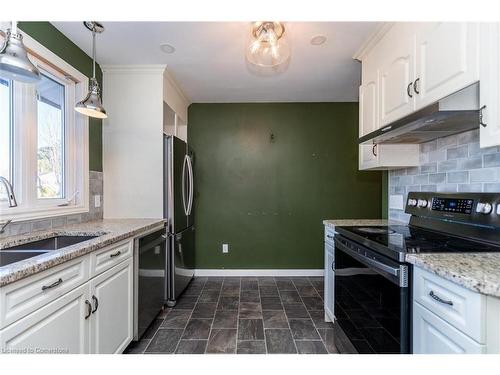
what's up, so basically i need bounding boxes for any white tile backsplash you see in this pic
[388,129,500,223]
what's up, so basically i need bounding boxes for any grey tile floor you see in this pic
[125,276,347,354]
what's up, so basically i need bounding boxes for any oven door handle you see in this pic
[335,237,407,287]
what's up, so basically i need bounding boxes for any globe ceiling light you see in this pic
[246,22,290,68]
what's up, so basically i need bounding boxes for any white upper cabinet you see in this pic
[479,23,500,148]
[415,23,479,109]
[378,24,416,126]
[359,79,378,136]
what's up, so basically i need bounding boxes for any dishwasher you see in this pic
[133,226,167,340]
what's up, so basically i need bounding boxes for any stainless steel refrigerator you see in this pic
[164,135,195,307]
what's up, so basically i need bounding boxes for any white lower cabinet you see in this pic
[324,242,335,322]
[413,302,486,354]
[0,239,137,354]
[0,284,91,354]
[324,226,335,322]
[412,266,500,354]
[90,257,133,354]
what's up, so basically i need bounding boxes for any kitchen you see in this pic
[1,0,500,371]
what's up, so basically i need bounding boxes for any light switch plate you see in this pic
[222,244,229,253]
[389,195,404,210]
[94,195,101,208]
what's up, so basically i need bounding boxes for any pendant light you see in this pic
[246,22,290,68]
[75,21,107,119]
[0,21,41,83]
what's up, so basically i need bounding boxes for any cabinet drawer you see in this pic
[413,302,486,354]
[324,227,335,245]
[90,239,133,278]
[0,256,90,329]
[414,267,486,343]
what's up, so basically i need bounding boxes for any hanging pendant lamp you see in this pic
[75,21,107,119]
[0,21,41,83]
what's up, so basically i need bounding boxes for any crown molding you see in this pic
[353,22,395,61]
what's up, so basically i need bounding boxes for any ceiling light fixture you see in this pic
[310,35,327,46]
[160,44,176,54]
[0,21,41,83]
[246,22,290,68]
[75,21,107,119]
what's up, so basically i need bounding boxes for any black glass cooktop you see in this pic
[337,225,500,255]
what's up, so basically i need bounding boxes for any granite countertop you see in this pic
[323,219,400,229]
[406,253,500,298]
[0,218,165,287]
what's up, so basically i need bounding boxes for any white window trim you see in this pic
[0,23,89,222]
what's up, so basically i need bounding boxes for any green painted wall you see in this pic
[189,103,383,269]
[18,22,103,172]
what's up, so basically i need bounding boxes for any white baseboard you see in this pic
[194,269,324,277]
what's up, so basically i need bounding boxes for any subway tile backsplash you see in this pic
[1,171,103,238]
[389,129,500,223]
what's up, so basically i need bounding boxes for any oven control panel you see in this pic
[431,198,474,214]
[405,192,500,226]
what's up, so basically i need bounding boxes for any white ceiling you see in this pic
[51,22,378,103]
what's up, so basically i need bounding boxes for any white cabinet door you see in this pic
[0,283,91,354]
[415,22,479,108]
[89,258,133,354]
[413,302,486,354]
[324,242,335,322]
[359,80,378,136]
[378,25,416,126]
[479,23,500,148]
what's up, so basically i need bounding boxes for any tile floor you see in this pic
[125,276,352,354]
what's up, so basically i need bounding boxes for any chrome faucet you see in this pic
[0,176,18,207]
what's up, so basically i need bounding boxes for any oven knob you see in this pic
[476,202,492,214]
[408,199,418,207]
[417,199,428,208]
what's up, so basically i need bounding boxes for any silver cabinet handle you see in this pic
[85,300,92,319]
[41,278,63,291]
[326,234,334,239]
[109,250,121,258]
[407,82,413,98]
[91,295,99,314]
[479,105,487,127]
[372,144,377,156]
[331,261,335,271]
[429,290,453,306]
[414,78,420,94]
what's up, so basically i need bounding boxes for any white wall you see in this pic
[102,65,165,219]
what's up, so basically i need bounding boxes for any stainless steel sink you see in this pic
[3,235,99,251]
[0,235,100,267]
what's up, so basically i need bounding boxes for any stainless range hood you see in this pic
[359,83,481,145]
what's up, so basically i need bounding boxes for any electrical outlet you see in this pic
[94,194,101,208]
[222,244,229,253]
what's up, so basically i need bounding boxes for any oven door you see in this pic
[334,235,410,354]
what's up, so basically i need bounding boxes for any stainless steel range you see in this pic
[333,192,500,354]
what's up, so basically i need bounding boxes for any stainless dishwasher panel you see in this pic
[133,226,166,340]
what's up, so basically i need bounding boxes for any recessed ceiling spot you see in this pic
[310,35,327,45]
[160,44,176,54]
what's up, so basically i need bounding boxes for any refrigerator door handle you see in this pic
[182,154,189,215]
[187,155,194,216]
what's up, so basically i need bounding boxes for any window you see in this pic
[36,73,65,199]
[0,78,12,196]
[0,25,89,221]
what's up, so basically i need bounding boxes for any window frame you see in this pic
[0,23,89,221]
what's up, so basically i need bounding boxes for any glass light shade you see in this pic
[0,30,40,83]
[246,22,290,68]
[74,78,107,119]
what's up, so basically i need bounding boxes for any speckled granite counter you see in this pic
[406,253,500,298]
[0,218,165,287]
[323,219,401,229]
